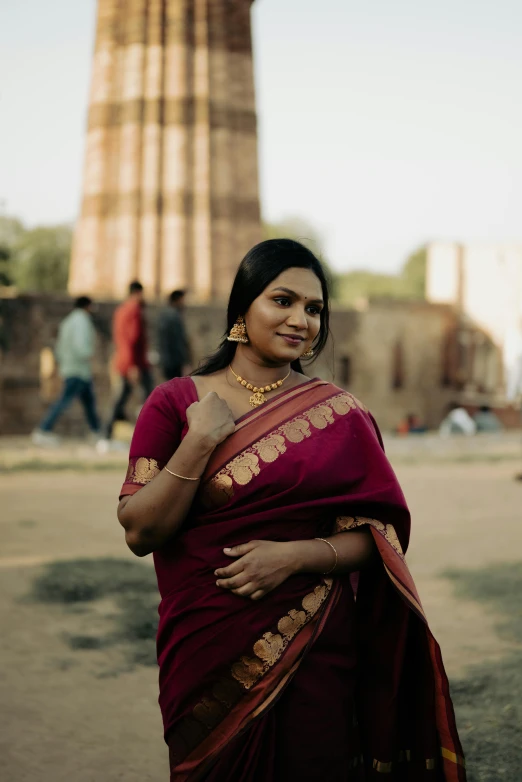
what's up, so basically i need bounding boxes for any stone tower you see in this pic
[69,0,261,302]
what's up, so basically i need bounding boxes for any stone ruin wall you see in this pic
[1,294,495,436]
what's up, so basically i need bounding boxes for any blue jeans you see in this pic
[40,377,100,433]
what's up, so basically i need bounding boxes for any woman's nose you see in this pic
[286,307,308,329]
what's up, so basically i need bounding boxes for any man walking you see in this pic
[157,289,191,380]
[32,296,100,445]
[98,281,153,449]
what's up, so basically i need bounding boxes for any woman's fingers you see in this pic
[216,572,249,590]
[214,560,244,578]
[223,541,261,558]
[250,590,265,601]
[230,583,256,597]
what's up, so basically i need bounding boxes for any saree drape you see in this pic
[121,377,466,782]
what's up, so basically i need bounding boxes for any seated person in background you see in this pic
[396,413,427,435]
[473,405,503,433]
[439,403,477,437]
[406,413,427,434]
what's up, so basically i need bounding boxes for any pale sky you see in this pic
[1,0,521,272]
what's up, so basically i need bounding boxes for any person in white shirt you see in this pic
[439,403,477,437]
[32,296,100,446]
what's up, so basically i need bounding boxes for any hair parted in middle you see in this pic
[193,238,332,376]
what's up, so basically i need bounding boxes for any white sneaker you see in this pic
[96,438,110,454]
[31,430,60,447]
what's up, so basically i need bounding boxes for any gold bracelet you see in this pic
[164,467,201,481]
[314,537,338,575]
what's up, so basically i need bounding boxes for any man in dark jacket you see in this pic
[157,290,191,380]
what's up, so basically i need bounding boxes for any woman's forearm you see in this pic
[118,432,215,556]
[290,529,376,576]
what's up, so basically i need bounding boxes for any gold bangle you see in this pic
[314,537,338,575]
[164,467,201,481]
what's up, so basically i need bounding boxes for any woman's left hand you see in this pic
[215,540,297,601]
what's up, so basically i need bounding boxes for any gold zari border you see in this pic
[168,578,333,765]
[125,456,161,485]
[125,391,367,493]
[231,579,332,690]
[441,747,466,767]
[336,515,405,559]
[372,747,465,773]
[205,392,366,507]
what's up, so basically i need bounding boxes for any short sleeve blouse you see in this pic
[119,377,198,498]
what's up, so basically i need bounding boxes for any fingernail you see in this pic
[216,580,221,586]
[224,547,232,553]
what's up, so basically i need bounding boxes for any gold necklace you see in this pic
[230,366,291,408]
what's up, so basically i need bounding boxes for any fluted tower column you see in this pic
[69,0,261,301]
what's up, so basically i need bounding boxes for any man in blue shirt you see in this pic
[32,296,100,446]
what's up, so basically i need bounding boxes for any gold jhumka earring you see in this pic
[302,346,314,358]
[227,315,249,344]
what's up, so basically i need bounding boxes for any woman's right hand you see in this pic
[186,392,236,450]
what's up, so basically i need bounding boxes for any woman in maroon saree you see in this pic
[118,240,466,781]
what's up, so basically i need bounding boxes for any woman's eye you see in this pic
[274,297,291,306]
[307,306,321,315]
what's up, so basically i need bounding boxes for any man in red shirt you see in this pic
[99,281,154,447]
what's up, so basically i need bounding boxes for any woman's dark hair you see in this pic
[194,239,331,376]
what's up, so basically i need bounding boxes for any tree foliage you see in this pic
[0,217,72,293]
[0,216,25,287]
[261,217,428,307]
[401,246,427,298]
[262,216,327,257]
[0,215,25,247]
[336,270,405,306]
[15,225,72,292]
[336,245,428,306]
[0,246,12,287]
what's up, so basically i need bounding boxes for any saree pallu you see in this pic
[121,377,466,781]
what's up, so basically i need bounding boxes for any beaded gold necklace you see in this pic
[229,366,291,408]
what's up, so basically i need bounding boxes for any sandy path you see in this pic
[1,463,520,781]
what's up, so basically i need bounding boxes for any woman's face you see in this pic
[244,267,324,364]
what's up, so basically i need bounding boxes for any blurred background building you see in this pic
[2,288,517,435]
[0,0,520,436]
[427,242,522,402]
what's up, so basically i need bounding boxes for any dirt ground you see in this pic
[1,458,521,781]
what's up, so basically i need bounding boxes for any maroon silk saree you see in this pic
[121,377,466,781]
